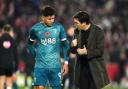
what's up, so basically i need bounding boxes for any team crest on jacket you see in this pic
[41,38,56,45]
[45,32,50,37]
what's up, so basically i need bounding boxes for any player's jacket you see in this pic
[27,22,69,68]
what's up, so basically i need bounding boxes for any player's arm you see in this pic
[61,39,69,76]
[27,28,36,57]
[60,25,69,75]
[61,39,70,64]
[60,25,69,64]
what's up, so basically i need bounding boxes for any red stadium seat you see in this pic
[106,63,119,81]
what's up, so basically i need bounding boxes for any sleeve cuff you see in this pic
[61,38,67,41]
[64,61,68,64]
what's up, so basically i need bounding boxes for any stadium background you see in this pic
[0,0,128,89]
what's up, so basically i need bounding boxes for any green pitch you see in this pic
[18,86,127,89]
[16,72,127,89]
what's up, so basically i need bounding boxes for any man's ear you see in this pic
[41,16,44,21]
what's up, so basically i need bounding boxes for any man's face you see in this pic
[73,18,85,30]
[42,15,55,26]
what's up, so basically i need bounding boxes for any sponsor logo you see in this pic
[41,38,56,45]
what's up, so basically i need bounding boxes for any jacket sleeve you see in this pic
[60,25,69,63]
[70,37,77,54]
[70,29,78,54]
[61,40,70,62]
[27,28,36,57]
[70,46,77,54]
[87,28,104,60]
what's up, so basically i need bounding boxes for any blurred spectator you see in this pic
[0,24,18,89]
[116,48,128,84]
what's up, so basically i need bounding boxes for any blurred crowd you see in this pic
[0,0,128,88]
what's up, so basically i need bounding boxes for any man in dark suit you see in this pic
[70,11,110,89]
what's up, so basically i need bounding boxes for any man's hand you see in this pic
[71,39,77,47]
[63,63,68,76]
[77,45,87,55]
[70,53,76,59]
[61,58,65,65]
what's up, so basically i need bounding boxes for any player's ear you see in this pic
[41,16,45,21]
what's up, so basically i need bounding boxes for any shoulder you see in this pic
[92,23,104,33]
[31,22,42,31]
[54,21,64,28]
[1,34,13,41]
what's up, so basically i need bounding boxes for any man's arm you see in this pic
[27,28,36,57]
[62,40,70,64]
[70,28,78,54]
[60,25,70,63]
[70,39,77,54]
[61,39,69,75]
[60,24,69,75]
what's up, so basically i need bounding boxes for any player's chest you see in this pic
[35,27,60,45]
[35,27,60,39]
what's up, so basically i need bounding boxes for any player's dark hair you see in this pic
[73,11,90,24]
[3,24,12,32]
[41,6,56,16]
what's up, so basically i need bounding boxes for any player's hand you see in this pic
[61,58,65,65]
[71,39,77,47]
[12,73,17,81]
[63,63,68,76]
[77,45,87,55]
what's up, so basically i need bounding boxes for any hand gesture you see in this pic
[77,45,87,55]
[71,39,77,47]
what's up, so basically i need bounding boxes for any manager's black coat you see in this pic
[71,23,110,89]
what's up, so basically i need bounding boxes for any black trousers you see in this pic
[79,60,97,89]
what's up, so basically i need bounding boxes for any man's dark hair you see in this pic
[73,11,90,24]
[3,24,12,32]
[41,6,56,16]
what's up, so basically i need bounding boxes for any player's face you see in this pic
[73,19,84,30]
[42,15,55,26]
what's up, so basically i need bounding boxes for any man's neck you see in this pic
[40,21,53,27]
[84,23,91,31]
